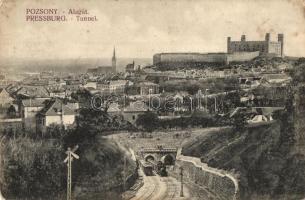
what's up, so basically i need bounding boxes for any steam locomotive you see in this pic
[138,159,167,177]
[139,160,154,176]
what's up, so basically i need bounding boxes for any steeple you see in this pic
[112,47,116,73]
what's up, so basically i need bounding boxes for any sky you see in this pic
[0,0,304,60]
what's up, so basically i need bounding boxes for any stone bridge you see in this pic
[137,145,177,165]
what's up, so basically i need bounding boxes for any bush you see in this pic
[0,137,65,199]
[136,111,159,132]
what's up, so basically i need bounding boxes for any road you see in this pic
[130,169,191,200]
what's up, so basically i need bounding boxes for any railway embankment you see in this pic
[180,119,305,200]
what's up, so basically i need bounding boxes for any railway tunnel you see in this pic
[161,154,175,165]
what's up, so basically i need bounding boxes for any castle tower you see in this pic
[241,35,246,42]
[112,47,116,73]
[265,33,270,41]
[278,33,284,57]
[227,37,231,53]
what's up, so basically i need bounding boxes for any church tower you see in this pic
[112,47,116,73]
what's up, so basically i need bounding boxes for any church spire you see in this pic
[112,46,116,73]
[113,47,116,59]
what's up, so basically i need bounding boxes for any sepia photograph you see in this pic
[0,0,305,199]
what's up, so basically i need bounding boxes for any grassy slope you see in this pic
[0,136,136,200]
[74,136,136,200]
[182,122,305,200]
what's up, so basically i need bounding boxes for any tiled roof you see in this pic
[38,99,75,116]
[109,80,128,85]
[16,86,49,98]
[138,81,158,86]
[22,99,47,107]
[107,103,121,112]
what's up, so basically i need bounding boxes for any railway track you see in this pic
[162,177,180,200]
[163,178,178,200]
[130,169,192,200]
[130,173,158,200]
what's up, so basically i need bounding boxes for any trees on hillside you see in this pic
[231,111,248,132]
[136,111,159,132]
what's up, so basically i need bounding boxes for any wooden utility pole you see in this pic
[180,167,184,197]
[121,155,127,199]
[123,155,127,191]
[64,145,79,200]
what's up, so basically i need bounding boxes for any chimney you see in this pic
[265,33,270,41]
[278,33,284,57]
[241,35,246,41]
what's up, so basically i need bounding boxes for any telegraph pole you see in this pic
[214,96,217,113]
[149,88,153,110]
[64,145,79,200]
[197,90,201,110]
[121,155,127,199]
[180,167,184,197]
[205,89,209,112]
[123,155,127,191]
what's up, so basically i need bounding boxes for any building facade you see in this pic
[20,99,47,131]
[126,61,135,73]
[227,33,284,57]
[153,53,228,65]
[0,88,14,107]
[153,51,259,67]
[36,99,76,133]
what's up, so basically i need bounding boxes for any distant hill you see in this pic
[0,57,152,74]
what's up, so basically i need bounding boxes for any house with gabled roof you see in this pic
[122,101,149,124]
[20,98,47,131]
[0,88,14,107]
[107,102,122,116]
[36,99,76,133]
[14,85,50,99]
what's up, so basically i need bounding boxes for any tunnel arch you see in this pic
[144,154,156,162]
[161,154,175,165]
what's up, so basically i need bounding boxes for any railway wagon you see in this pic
[147,160,168,177]
[139,160,154,176]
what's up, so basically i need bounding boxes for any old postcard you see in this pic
[0,0,305,199]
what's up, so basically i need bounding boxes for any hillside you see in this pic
[0,109,138,200]
[73,136,137,200]
[0,136,136,200]
[0,57,152,75]
[182,121,305,200]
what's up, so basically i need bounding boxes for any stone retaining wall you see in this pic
[171,149,239,200]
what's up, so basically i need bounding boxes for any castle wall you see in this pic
[267,42,282,56]
[153,52,259,66]
[153,53,227,65]
[228,41,268,54]
[227,33,283,57]
[227,51,260,63]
